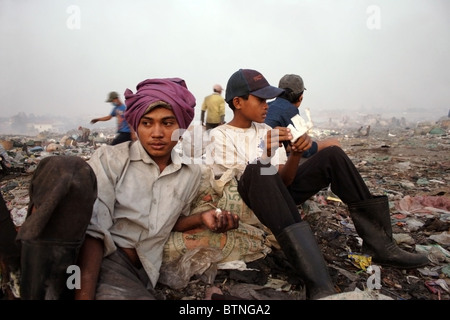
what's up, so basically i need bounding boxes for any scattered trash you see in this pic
[348,253,372,271]
[319,288,393,300]
[1,116,449,300]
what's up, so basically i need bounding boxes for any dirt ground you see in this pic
[1,124,449,301]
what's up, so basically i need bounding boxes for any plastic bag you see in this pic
[158,247,223,290]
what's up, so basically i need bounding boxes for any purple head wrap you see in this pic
[124,78,196,132]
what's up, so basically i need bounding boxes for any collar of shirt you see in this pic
[130,140,183,175]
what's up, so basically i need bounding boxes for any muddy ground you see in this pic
[1,124,449,301]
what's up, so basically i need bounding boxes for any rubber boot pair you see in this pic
[276,221,336,300]
[348,195,429,269]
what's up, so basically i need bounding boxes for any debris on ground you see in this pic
[1,116,449,300]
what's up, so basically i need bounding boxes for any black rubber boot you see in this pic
[276,221,336,300]
[348,195,429,269]
[20,239,82,300]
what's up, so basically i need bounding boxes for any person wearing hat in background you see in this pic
[75,78,239,300]
[78,125,91,143]
[207,68,429,300]
[200,84,226,130]
[265,74,341,158]
[90,91,135,145]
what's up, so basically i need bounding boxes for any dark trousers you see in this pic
[112,132,132,145]
[205,122,220,130]
[238,146,372,236]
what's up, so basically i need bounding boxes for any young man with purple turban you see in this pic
[74,78,239,300]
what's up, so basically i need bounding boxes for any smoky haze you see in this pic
[0,0,449,134]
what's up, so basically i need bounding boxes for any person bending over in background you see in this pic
[90,91,135,145]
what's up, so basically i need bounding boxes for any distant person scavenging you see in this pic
[90,91,135,145]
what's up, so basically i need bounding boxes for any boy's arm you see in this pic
[173,209,239,234]
[278,132,313,186]
[262,127,292,160]
[74,235,104,300]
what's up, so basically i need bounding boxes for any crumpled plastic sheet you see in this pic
[158,247,223,290]
[425,279,450,299]
[319,288,393,300]
[395,195,450,215]
[429,231,450,247]
[217,260,258,271]
[416,244,450,264]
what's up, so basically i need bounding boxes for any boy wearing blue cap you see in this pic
[207,68,429,300]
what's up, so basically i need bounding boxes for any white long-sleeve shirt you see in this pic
[206,122,288,179]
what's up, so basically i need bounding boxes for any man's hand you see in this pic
[264,127,293,158]
[202,208,239,233]
[290,133,312,153]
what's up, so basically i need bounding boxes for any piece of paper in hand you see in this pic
[287,108,313,143]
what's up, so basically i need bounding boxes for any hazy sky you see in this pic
[1,0,449,124]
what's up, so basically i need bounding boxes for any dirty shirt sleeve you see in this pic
[180,165,202,217]
[86,144,128,256]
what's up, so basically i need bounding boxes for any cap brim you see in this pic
[251,86,284,99]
